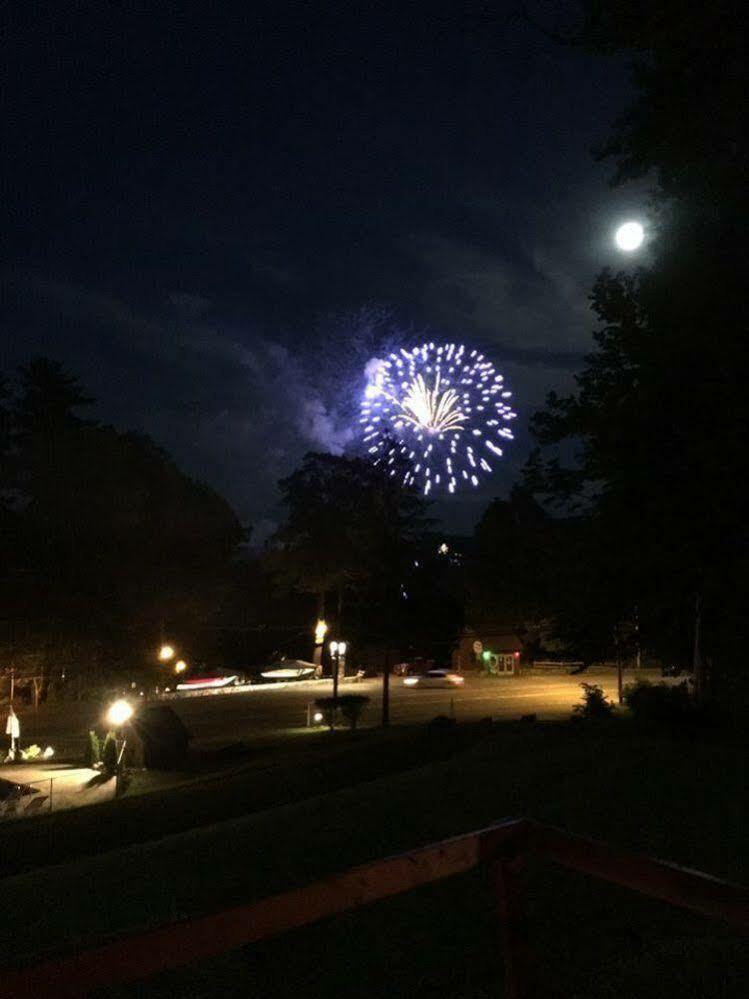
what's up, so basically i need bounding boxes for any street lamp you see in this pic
[105,699,134,728]
[104,699,134,793]
[158,644,175,662]
[329,640,347,700]
[174,660,187,674]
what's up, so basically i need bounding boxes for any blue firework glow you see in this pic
[360,342,516,495]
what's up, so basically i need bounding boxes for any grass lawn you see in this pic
[0,723,481,879]
[1,718,748,996]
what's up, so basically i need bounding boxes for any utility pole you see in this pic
[332,647,339,701]
[615,625,623,705]
[693,592,705,700]
[382,647,390,728]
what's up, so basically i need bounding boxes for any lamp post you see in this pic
[329,640,347,701]
[158,644,175,663]
[105,699,134,795]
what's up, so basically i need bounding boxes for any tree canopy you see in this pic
[271,451,460,658]
[1,358,245,679]
[528,1,748,678]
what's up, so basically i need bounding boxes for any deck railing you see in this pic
[3,817,749,997]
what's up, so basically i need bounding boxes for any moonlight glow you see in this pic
[615,220,644,251]
[360,342,516,495]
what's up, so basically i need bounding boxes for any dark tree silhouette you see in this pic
[272,451,436,723]
[1,359,245,684]
[528,2,748,692]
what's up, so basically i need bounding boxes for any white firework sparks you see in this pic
[360,341,516,495]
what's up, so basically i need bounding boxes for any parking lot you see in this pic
[13,667,654,755]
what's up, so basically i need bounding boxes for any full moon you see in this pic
[615,220,644,251]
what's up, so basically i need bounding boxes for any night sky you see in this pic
[2,3,644,540]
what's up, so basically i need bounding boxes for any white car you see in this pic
[403,669,465,689]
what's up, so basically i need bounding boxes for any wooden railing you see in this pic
[3,817,749,997]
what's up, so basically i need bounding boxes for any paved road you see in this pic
[16,669,650,755]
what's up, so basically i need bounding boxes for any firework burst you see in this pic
[360,342,516,495]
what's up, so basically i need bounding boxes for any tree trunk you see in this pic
[313,591,326,671]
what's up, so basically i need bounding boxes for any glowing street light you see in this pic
[174,660,188,674]
[104,699,134,793]
[329,640,348,700]
[105,699,134,728]
[158,644,175,662]
[615,220,644,252]
[314,619,328,645]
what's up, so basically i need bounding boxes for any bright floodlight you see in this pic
[158,644,175,662]
[106,699,134,727]
[615,221,644,251]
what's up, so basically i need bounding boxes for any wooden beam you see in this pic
[2,820,525,997]
[527,822,749,929]
[5,816,748,998]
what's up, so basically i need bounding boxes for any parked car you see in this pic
[403,669,465,689]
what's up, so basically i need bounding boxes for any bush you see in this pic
[313,695,371,731]
[131,705,190,768]
[101,731,118,774]
[574,683,615,720]
[427,715,458,735]
[624,680,697,726]
[83,730,101,768]
[337,695,370,731]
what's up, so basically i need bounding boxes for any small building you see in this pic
[452,628,522,675]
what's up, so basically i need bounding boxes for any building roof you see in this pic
[461,628,522,652]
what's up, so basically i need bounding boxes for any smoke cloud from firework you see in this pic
[360,341,516,496]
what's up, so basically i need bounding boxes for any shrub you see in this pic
[624,680,696,725]
[574,683,615,720]
[336,694,370,731]
[427,715,458,735]
[313,695,371,731]
[132,705,190,768]
[83,730,101,768]
[101,731,119,774]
